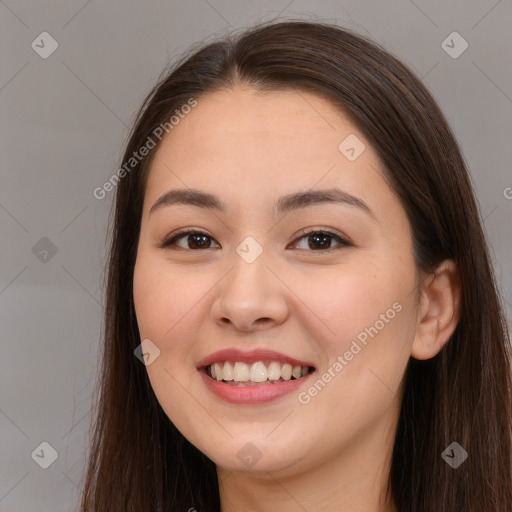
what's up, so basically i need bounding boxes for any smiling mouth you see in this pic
[203,360,316,386]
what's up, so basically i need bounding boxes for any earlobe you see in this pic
[411,259,461,360]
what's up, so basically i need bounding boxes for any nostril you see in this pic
[256,318,272,323]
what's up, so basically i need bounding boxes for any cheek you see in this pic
[297,268,414,433]
[300,258,418,416]
[133,253,202,342]
[303,262,413,351]
[132,255,210,436]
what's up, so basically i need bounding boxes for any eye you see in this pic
[290,228,350,251]
[159,229,220,250]
[158,228,350,251]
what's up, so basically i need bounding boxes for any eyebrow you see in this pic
[149,187,375,219]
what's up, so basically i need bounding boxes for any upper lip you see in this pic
[196,348,315,369]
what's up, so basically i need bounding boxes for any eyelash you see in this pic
[158,227,350,252]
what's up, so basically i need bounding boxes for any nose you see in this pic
[211,247,289,333]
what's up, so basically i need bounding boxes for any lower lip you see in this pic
[199,369,314,405]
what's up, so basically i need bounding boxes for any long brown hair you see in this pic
[80,20,512,511]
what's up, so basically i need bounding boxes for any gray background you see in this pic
[1,1,511,510]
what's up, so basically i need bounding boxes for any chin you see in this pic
[198,435,308,475]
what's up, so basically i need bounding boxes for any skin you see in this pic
[132,85,461,512]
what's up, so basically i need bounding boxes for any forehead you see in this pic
[163,86,353,154]
[142,86,403,231]
[147,87,375,186]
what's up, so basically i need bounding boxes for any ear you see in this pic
[411,259,461,360]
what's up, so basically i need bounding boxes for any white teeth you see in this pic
[208,360,313,384]
[267,361,281,380]
[222,361,234,381]
[213,362,223,381]
[281,363,292,381]
[249,361,268,382]
[233,362,250,381]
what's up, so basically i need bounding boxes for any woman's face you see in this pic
[133,86,421,477]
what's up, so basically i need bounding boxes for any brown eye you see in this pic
[160,230,220,250]
[291,229,350,251]
[159,228,350,252]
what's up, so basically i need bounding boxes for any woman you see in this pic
[80,20,512,511]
